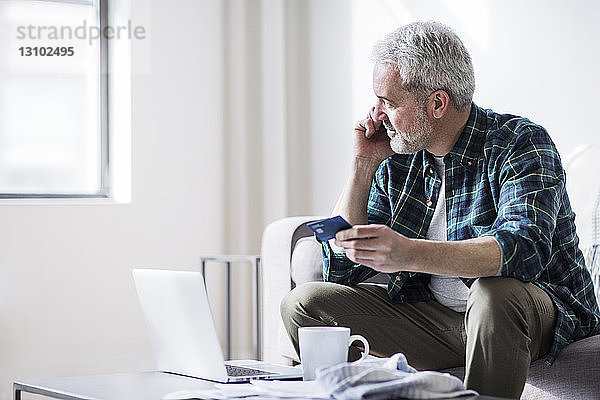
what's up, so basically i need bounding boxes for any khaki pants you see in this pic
[280,277,556,399]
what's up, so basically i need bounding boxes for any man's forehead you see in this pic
[373,63,405,97]
[373,63,400,79]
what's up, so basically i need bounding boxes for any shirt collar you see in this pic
[421,103,486,177]
[446,103,487,170]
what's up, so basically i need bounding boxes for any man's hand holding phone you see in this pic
[353,107,395,166]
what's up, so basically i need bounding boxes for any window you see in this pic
[0,0,108,198]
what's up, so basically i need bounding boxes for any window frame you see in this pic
[0,0,110,199]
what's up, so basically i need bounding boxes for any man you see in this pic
[280,21,600,399]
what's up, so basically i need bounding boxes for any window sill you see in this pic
[0,197,130,205]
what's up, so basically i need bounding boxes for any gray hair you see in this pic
[371,21,475,110]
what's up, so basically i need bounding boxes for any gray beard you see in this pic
[389,107,433,154]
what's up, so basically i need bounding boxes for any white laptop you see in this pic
[132,268,302,383]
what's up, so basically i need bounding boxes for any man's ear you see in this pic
[429,90,450,119]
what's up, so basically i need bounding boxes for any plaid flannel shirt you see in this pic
[322,103,600,364]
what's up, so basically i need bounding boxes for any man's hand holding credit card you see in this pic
[307,216,352,242]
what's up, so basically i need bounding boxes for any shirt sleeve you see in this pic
[490,236,504,276]
[321,163,391,285]
[481,127,564,282]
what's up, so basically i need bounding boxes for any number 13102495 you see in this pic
[19,47,74,56]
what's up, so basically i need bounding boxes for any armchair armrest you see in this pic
[260,216,325,363]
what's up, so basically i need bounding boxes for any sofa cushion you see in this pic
[564,144,600,250]
[443,334,600,399]
[291,237,323,287]
[582,245,600,303]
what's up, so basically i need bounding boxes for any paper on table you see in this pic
[162,380,331,400]
[249,380,330,398]
[162,388,229,400]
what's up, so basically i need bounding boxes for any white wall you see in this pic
[0,1,227,398]
[306,0,354,218]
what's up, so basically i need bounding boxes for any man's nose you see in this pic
[373,102,388,121]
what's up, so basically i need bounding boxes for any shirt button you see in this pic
[429,167,434,175]
[396,275,401,281]
[467,161,472,166]
[426,200,433,207]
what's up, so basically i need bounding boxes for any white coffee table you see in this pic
[14,371,507,400]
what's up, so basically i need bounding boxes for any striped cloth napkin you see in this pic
[315,353,477,400]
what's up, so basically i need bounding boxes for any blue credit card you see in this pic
[307,216,352,242]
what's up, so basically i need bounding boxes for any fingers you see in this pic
[364,117,376,138]
[336,225,398,270]
[335,225,384,241]
[354,119,366,133]
[335,235,380,251]
[369,107,383,132]
[355,109,382,139]
[364,116,382,139]
[345,248,377,264]
[354,117,375,139]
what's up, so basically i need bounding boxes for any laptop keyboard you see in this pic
[225,364,272,377]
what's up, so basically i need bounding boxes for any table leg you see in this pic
[252,258,259,359]
[200,256,260,361]
[225,261,231,360]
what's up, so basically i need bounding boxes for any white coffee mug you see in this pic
[298,326,370,380]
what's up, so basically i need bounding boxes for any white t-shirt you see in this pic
[426,156,469,313]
